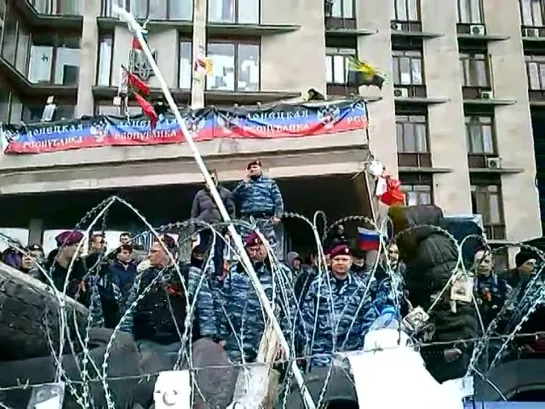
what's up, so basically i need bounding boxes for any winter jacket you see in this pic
[232,175,284,218]
[214,260,296,363]
[191,185,235,226]
[120,264,217,344]
[299,272,377,367]
[44,250,104,327]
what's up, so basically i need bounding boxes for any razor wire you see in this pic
[0,198,544,409]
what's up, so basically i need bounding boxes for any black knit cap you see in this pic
[515,250,538,268]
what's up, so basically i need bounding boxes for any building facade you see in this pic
[0,0,542,250]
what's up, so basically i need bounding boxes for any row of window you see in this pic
[393,0,545,26]
[328,48,545,91]
[99,37,259,92]
[102,0,259,25]
[17,0,545,29]
[327,49,486,88]
[4,27,545,96]
[396,114,494,155]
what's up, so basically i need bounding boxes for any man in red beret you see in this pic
[44,230,104,326]
[299,244,377,367]
[214,231,296,363]
[232,159,284,248]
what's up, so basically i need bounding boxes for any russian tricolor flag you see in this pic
[357,227,380,251]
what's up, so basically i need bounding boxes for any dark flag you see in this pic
[347,56,385,90]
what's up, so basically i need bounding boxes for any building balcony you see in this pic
[0,97,371,195]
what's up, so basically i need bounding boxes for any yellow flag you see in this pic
[348,56,377,77]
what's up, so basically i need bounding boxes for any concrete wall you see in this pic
[422,0,471,214]
[75,0,99,116]
[261,0,326,94]
[484,0,541,241]
[0,146,368,193]
[356,0,397,175]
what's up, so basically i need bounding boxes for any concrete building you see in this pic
[0,0,542,257]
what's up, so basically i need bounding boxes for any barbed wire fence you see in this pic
[0,196,543,408]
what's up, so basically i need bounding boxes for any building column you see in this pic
[76,0,100,117]
[28,219,44,246]
[355,0,397,176]
[484,0,541,242]
[421,0,472,214]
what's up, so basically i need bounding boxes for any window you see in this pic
[491,247,509,271]
[30,0,54,14]
[392,50,423,85]
[396,115,428,152]
[401,184,432,206]
[0,5,30,75]
[0,89,10,123]
[16,25,30,75]
[457,0,483,23]
[97,35,113,86]
[526,55,545,90]
[106,0,191,19]
[22,104,75,123]
[208,0,259,24]
[465,116,494,154]
[179,40,192,89]
[325,48,355,84]
[206,42,259,92]
[330,0,354,18]
[390,0,419,21]
[520,0,545,27]
[57,0,80,15]
[29,0,80,14]
[460,53,489,87]
[28,35,80,85]
[471,184,504,233]
[1,5,17,66]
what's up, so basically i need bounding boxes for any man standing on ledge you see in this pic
[232,159,284,247]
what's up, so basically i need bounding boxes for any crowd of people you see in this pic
[0,157,544,377]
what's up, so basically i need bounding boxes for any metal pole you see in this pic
[191,0,207,109]
[112,5,316,409]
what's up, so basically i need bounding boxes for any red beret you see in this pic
[55,231,84,247]
[329,245,351,259]
[244,232,262,247]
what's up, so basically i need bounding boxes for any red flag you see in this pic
[131,32,148,51]
[123,67,150,96]
[133,91,158,127]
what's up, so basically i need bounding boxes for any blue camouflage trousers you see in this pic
[240,215,277,248]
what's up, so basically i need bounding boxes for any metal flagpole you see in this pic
[191,0,207,109]
[112,5,316,409]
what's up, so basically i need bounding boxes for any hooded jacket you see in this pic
[191,185,235,226]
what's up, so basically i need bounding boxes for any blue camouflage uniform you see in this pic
[232,175,284,246]
[119,264,217,343]
[214,260,296,363]
[300,272,377,367]
[372,262,407,314]
[474,272,509,326]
